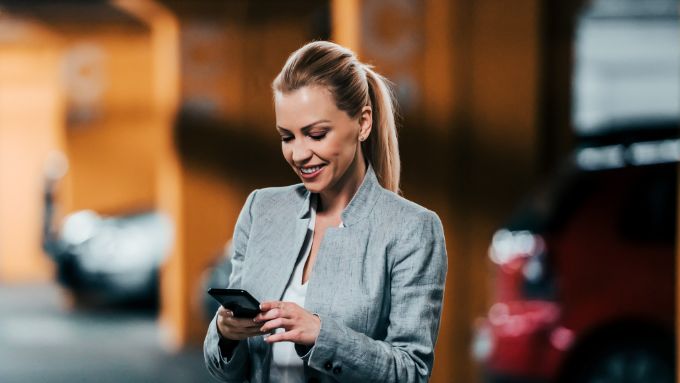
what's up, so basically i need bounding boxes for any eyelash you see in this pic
[280,133,327,142]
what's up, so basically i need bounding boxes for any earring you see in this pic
[359,135,366,142]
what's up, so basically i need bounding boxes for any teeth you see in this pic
[301,166,322,174]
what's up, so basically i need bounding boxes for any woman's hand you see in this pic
[216,305,264,341]
[255,301,321,346]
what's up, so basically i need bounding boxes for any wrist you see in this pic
[311,313,321,344]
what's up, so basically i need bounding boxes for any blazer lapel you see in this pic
[255,191,314,302]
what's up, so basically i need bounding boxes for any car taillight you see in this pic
[489,229,545,267]
[489,229,556,300]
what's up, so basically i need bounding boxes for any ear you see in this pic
[358,106,373,141]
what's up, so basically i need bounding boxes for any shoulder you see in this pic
[246,183,307,215]
[373,188,443,229]
[373,189,447,267]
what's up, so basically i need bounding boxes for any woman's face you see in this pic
[274,85,371,194]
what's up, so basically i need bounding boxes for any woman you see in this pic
[204,41,447,383]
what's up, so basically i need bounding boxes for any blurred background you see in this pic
[0,0,677,382]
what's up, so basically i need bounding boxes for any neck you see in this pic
[318,155,367,216]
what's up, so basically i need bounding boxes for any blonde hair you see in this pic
[272,41,401,194]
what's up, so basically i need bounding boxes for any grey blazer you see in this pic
[204,166,447,383]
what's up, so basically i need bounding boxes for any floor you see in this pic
[0,283,216,383]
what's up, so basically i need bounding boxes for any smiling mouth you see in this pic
[300,165,325,174]
[298,164,326,178]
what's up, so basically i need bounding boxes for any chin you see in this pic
[301,181,326,193]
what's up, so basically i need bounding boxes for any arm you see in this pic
[304,210,448,382]
[203,190,258,382]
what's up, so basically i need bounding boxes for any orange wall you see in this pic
[63,32,158,215]
[0,21,64,282]
[0,21,163,282]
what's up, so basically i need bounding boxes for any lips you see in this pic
[298,164,326,179]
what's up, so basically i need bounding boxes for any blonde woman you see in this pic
[204,41,447,383]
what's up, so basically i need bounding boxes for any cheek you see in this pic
[329,131,359,158]
[322,140,348,160]
[282,145,293,163]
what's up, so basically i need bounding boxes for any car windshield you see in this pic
[505,143,678,235]
[504,159,587,233]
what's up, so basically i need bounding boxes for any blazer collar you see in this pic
[296,165,382,226]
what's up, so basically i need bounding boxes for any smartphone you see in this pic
[207,288,261,318]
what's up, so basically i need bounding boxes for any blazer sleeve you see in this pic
[203,190,258,382]
[303,210,448,382]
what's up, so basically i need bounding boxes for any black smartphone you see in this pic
[207,288,261,318]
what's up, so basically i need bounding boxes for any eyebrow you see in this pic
[277,119,331,134]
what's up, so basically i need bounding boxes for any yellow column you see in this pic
[0,19,64,282]
[113,0,185,349]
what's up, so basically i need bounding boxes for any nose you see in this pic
[291,140,312,165]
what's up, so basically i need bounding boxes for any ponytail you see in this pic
[362,65,400,194]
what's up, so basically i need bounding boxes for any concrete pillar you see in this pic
[0,19,64,282]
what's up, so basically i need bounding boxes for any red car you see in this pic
[473,134,677,383]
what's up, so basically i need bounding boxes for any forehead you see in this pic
[274,85,341,129]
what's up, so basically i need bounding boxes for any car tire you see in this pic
[565,336,674,383]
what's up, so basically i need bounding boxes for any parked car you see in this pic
[48,209,173,307]
[41,154,173,307]
[473,131,677,383]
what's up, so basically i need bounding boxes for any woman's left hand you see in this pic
[255,301,321,346]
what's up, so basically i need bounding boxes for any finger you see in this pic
[259,301,286,312]
[256,301,300,322]
[217,306,234,317]
[264,329,301,344]
[219,317,262,330]
[259,317,291,333]
[230,326,265,336]
[223,328,263,340]
[254,308,285,323]
[227,323,262,331]
[231,317,263,327]
[243,328,265,337]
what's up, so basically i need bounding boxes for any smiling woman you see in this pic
[203,41,448,383]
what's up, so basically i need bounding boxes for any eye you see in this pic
[281,135,293,142]
[309,133,327,141]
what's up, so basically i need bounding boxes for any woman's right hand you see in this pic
[216,306,264,340]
